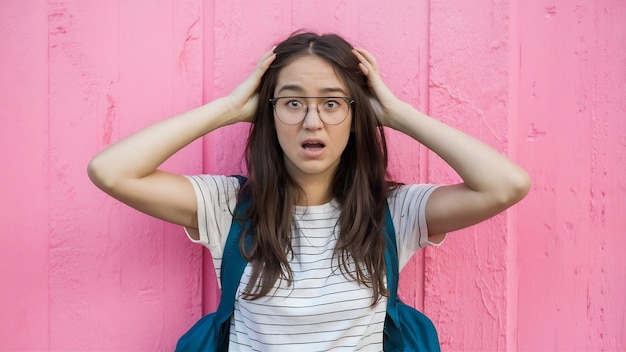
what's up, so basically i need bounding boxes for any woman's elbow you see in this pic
[502,168,532,207]
[87,155,115,192]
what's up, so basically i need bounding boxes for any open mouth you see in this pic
[302,142,325,150]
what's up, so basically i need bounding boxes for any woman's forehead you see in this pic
[275,56,348,96]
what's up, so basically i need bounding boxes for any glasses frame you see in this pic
[269,96,355,125]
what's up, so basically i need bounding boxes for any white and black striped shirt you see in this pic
[185,175,441,351]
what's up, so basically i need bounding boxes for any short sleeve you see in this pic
[387,184,446,270]
[184,175,240,283]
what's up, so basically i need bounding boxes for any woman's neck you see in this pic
[294,176,334,206]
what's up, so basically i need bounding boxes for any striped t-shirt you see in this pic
[185,175,441,351]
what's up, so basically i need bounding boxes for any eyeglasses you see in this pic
[269,96,354,125]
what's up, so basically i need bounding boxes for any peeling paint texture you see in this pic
[0,0,624,351]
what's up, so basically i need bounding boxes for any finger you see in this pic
[231,49,275,99]
[352,49,368,67]
[358,62,369,76]
[353,50,380,81]
[353,48,378,69]
[353,50,372,76]
[260,46,277,64]
[253,47,277,75]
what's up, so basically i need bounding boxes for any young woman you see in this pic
[88,32,530,350]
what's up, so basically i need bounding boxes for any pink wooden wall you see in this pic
[1,1,624,350]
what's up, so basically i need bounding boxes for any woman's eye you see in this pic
[324,100,340,109]
[286,100,303,109]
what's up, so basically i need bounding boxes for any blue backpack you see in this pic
[176,176,440,351]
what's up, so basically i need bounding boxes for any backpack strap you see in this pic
[383,202,409,348]
[383,203,400,306]
[383,201,441,351]
[212,175,251,323]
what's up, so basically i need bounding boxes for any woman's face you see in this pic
[273,55,353,185]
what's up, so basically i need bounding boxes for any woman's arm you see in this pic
[87,49,276,232]
[353,49,531,238]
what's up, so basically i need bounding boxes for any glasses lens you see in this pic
[273,97,351,125]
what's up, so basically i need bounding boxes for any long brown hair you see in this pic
[240,31,393,305]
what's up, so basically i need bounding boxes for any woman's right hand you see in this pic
[225,47,276,123]
[87,47,276,234]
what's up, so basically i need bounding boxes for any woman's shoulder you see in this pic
[185,174,242,191]
[387,182,440,203]
[184,174,243,209]
[386,182,440,221]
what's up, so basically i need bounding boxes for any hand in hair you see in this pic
[352,48,400,127]
[87,48,277,233]
[353,48,530,237]
[225,47,276,123]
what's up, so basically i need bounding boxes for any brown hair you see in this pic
[240,31,393,305]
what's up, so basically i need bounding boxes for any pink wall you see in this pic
[1,1,624,351]
[516,1,626,350]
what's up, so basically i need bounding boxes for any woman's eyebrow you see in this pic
[276,84,349,96]
[276,84,304,94]
[319,87,349,95]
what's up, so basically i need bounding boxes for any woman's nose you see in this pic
[302,104,324,129]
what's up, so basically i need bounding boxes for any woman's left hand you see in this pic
[354,49,531,239]
[353,48,403,127]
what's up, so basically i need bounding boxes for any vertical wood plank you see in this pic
[0,1,50,349]
[426,0,512,350]
[586,2,626,347]
[506,1,521,350]
[47,0,124,349]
